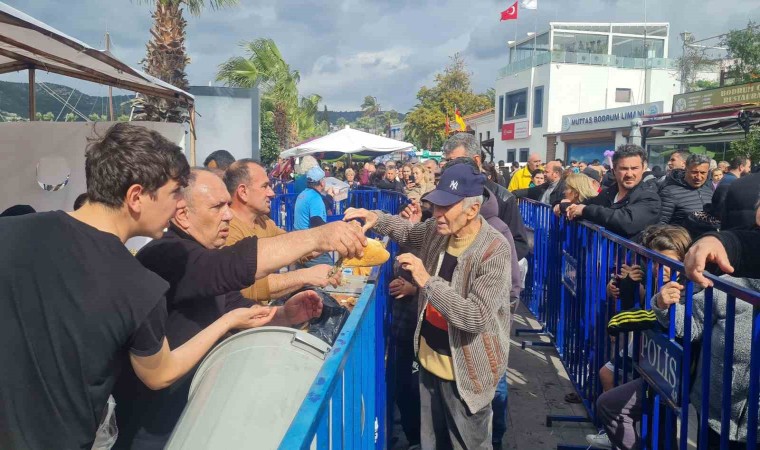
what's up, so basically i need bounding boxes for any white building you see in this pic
[462,108,498,160]
[493,22,682,165]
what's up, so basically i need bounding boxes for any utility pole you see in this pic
[105,32,114,121]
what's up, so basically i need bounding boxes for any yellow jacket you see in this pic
[507,166,533,191]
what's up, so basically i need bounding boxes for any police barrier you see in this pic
[273,188,407,449]
[518,198,760,450]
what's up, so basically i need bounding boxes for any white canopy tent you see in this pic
[280,126,414,159]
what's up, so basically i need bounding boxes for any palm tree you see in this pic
[217,38,300,149]
[295,94,324,141]
[361,96,380,118]
[135,0,239,122]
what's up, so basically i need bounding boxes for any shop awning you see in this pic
[280,126,414,159]
[0,2,193,103]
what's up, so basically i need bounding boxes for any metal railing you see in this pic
[518,199,760,450]
[498,51,678,78]
[274,188,407,449]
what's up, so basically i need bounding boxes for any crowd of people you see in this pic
[0,122,758,450]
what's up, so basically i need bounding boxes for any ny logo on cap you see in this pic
[449,180,459,191]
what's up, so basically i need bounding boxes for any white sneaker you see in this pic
[585,432,612,449]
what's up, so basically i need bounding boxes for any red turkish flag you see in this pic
[501,1,518,20]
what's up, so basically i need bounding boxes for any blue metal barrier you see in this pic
[274,189,407,449]
[519,198,760,450]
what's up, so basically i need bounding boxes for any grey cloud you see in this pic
[3,0,760,112]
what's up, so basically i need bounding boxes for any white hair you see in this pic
[462,195,484,210]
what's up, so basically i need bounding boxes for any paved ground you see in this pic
[390,302,599,450]
[503,302,598,450]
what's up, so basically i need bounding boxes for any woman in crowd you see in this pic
[711,168,723,190]
[371,164,387,187]
[344,168,360,189]
[400,163,413,186]
[412,164,433,194]
[553,173,599,217]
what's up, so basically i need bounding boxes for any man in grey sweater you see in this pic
[345,164,512,449]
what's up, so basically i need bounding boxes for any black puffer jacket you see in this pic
[658,169,713,227]
[581,181,661,239]
[486,179,529,260]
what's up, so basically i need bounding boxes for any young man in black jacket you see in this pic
[113,169,366,449]
[566,144,661,240]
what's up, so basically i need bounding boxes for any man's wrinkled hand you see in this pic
[396,253,430,287]
[316,220,367,259]
[684,236,733,288]
[283,290,323,325]
[343,208,379,233]
[389,277,418,299]
[304,264,342,288]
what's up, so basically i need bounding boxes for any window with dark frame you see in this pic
[498,95,504,129]
[615,88,632,103]
[505,89,528,120]
[507,149,516,163]
[519,148,529,162]
[533,86,544,128]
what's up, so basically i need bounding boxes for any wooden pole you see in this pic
[105,32,114,121]
[28,67,35,121]
[189,105,197,166]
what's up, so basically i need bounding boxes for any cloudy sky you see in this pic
[3,0,759,112]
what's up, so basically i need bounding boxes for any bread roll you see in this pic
[342,238,390,267]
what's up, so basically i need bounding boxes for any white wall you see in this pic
[190,86,260,164]
[493,63,681,162]
[0,121,185,215]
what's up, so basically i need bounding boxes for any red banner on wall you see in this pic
[501,123,515,140]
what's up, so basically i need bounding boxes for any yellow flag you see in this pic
[455,109,467,131]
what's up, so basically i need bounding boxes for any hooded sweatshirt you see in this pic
[481,188,521,300]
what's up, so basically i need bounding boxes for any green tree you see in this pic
[728,127,760,165]
[136,0,239,122]
[260,113,280,165]
[217,38,301,150]
[64,113,78,122]
[694,79,719,91]
[677,33,719,93]
[404,53,491,149]
[336,117,348,128]
[296,94,325,141]
[42,112,55,121]
[322,105,330,126]
[722,21,760,85]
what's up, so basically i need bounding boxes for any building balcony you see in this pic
[498,51,678,79]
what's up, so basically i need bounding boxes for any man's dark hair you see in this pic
[685,154,710,168]
[612,144,647,166]
[443,156,480,173]
[0,204,35,217]
[729,156,749,171]
[532,169,546,176]
[223,158,263,195]
[73,193,88,211]
[85,123,190,208]
[591,159,600,165]
[555,158,565,166]
[203,149,236,170]
[672,150,691,161]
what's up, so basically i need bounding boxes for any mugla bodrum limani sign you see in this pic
[561,102,663,133]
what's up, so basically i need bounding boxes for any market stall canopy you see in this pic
[0,2,193,102]
[280,126,414,159]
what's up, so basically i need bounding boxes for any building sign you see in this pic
[672,82,760,113]
[501,119,530,140]
[561,102,663,133]
[637,330,683,408]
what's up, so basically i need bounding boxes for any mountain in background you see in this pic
[326,110,405,124]
[0,81,133,120]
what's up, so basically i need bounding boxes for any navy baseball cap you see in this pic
[423,163,486,206]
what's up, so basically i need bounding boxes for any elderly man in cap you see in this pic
[345,164,512,449]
